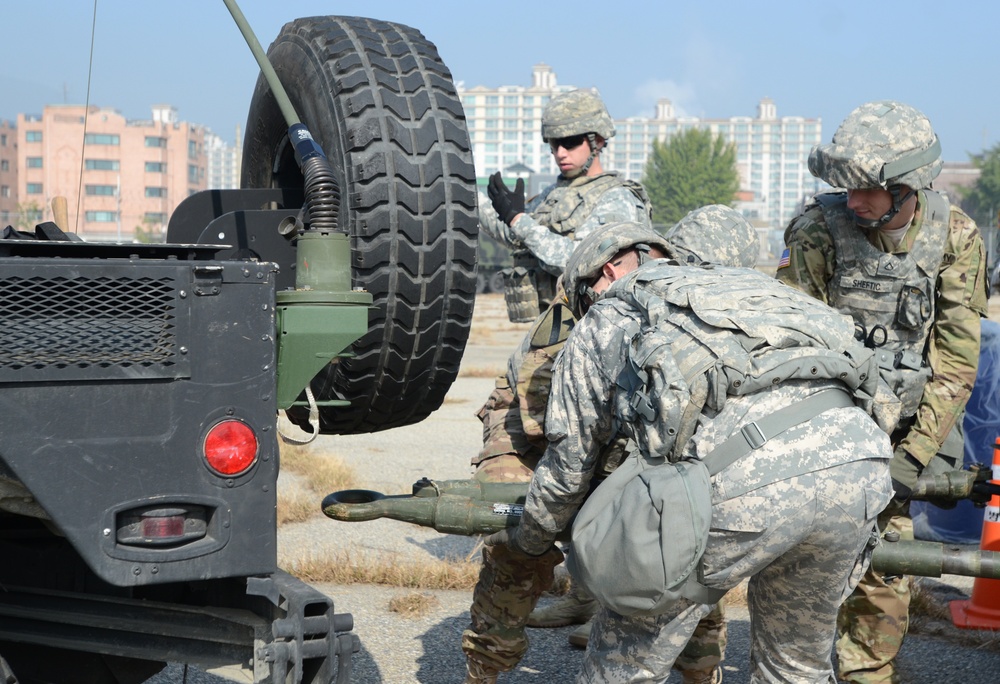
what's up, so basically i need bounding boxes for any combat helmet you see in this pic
[666,204,759,268]
[541,89,616,141]
[564,221,671,317]
[808,100,942,228]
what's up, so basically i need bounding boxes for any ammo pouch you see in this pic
[502,252,559,323]
[567,388,853,617]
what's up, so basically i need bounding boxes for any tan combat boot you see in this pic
[681,666,722,684]
[526,583,597,628]
[463,659,499,684]
[567,618,592,649]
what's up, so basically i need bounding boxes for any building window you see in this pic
[0,160,8,171]
[1,186,9,198]
[145,161,166,173]
[85,184,116,196]
[85,133,120,145]
[0,134,5,146]
[463,96,476,106]
[85,211,117,222]
[26,183,43,194]
[188,164,200,183]
[145,187,167,198]
[144,212,167,223]
[523,96,534,105]
[85,159,120,171]
[25,131,42,142]
[26,157,43,168]
[486,96,499,104]
[188,140,198,158]
[145,136,167,148]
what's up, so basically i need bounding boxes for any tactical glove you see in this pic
[485,526,548,557]
[487,172,525,226]
[889,448,923,501]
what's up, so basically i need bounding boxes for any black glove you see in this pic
[487,172,525,226]
[889,448,923,501]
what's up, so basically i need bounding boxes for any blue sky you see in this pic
[3,1,998,162]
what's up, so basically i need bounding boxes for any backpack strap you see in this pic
[701,388,855,476]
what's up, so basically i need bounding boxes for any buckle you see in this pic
[741,421,767,450]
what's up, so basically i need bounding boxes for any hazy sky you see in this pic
[3,1,997,162]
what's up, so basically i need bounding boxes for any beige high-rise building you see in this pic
[0,119,17,227]
[16,104,207,241]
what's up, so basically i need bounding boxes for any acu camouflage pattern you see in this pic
[778,190,988,467]
[665,204,760,268]
[515,285,892,680]
[467,291,725,676]
[540,89,616,141]
[808,101,943,191]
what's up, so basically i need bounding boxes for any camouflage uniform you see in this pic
[778,193,987,682]
[465,288,727,677]
[511,263,893,683]
[777,101,989,684]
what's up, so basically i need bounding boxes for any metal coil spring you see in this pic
[302,154,342,232]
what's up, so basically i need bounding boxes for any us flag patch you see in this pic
[777,248,790,269]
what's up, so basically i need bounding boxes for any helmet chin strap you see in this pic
[854,185,916,229]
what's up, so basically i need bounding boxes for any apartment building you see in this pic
[16,104,207,241]
[0,120,17,226]
[457,67,824,229]
[206,126,242,191]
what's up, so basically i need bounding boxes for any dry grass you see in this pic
[459,365,504,378]
[285,549,482,590]
[388,592,442,618]
[276,442,357,526]
[908,577,1000,650]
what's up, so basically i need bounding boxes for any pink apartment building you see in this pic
[0,120,17,227]
[16,104,206,241]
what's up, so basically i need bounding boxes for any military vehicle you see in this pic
[0,5,478,683]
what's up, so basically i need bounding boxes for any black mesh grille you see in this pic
[0,275,178,371]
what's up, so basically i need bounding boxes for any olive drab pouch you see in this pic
[501,266,539,323]
[566,451,723,617]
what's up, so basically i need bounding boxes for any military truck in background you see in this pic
[0,11,478,684]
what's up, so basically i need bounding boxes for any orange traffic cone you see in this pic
[950,436,1000,630]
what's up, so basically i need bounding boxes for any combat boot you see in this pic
[680,666,722,684]
[526,583,597,628]
[463,659,498,684]
[567,618,592,648]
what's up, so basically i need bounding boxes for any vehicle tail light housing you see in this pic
[203,419,258,476]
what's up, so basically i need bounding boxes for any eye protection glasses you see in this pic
[549,134,588,152]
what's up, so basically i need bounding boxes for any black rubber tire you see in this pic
[243,16,479,434]
[488,270,506,294]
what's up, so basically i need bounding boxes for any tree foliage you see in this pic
[959,142,1000,228]
[641,128,740,227]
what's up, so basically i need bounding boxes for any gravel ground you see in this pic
[153,294,1000,683]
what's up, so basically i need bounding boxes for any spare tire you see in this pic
[243,16,479,434]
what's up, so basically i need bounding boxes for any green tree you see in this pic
[959,142,1000,228]
[641,128,740,227]
[14,201,43,231]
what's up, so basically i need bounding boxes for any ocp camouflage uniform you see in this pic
[513,263,894,682]
[778,191,988,683]
[465,286,728,677]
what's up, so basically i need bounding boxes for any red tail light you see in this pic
[203,419,258,476]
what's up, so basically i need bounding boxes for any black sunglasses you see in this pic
[549,134,588,152]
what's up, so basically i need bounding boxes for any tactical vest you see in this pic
[528,172,650,237]
[504,173,651,323]
[817,190,950,417]
[606,262,884,463]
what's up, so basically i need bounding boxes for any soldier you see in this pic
[479,88,651,322]
[463,208,778,684]
[476,219,895,683]
[776,101,989,683]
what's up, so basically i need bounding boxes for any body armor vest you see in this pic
[607,263,884,462]
[528,172,649,237]
[817,190,950,417]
